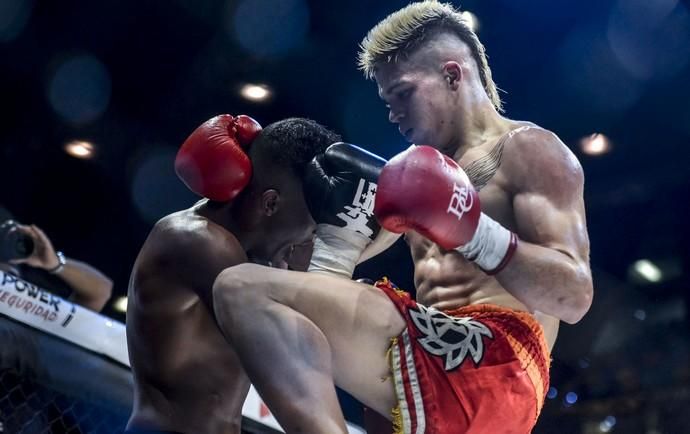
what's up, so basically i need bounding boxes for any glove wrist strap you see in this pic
[308,224,369,279]
[456,213,518,274]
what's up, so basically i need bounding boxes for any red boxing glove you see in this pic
[234,114,262,147]
[174,114,262,201]
[374,145,481,249]
[375,146,517,274]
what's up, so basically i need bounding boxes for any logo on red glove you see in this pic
[447,183,475,221]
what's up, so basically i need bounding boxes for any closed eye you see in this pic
[397,89,412,100]
[382,86,412,108]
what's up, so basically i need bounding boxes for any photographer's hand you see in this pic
[9,224,60,270]
[10,224,113,312]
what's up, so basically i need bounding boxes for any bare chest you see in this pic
[459,137,515,227]
[405,137,520,306]
[407,137,516,259]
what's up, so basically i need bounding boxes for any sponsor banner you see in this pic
[0,271,366,433]
[0,270,129,366]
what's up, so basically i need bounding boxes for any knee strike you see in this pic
[212,263,266,310]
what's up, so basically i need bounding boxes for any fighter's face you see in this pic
[262,185,316,270]
[375,60,457,149]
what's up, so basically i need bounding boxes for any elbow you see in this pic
[94,279,114,312]
[103,278,114,300]
[560,280,593,325]
[71,279,114,312]
[101,277,114,299]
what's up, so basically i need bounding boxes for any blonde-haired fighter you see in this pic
[211,3,591,434]
[352,1,592,432]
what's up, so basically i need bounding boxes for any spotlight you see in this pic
[632,259,662,283]
[240,83,272,102]
[580,133,611,156]
[113,296,128,313]
[64,140,95,159]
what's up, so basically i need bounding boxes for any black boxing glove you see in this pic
[303,142,386,278]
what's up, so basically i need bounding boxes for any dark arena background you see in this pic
[1,0,689,433]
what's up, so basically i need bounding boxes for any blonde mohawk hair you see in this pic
[358,1,503,112]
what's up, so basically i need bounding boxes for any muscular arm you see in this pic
[357,228,402,264]
[58,258,113,311]
[495,128,592,324]
[9,224,113,311]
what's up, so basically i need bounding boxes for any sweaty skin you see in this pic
[127,116,346,434]
[127,190,317,434]
[126,204,249,434]
[405,122,582,350]
[364,123,567,349]
[363,45,592,349]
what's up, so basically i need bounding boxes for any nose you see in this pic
[388,107,403,124]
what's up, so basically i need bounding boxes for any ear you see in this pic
[442,61,462,90]
[261,189,280,216]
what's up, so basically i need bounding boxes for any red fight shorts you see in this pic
[376,278,550,434]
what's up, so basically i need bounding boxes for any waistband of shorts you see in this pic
[375,279,550,362]
[375,276,414,298]
[444,304,549,353]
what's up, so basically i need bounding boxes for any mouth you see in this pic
[271,244,295,270]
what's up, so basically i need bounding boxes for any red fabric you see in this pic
[376,278,549,434]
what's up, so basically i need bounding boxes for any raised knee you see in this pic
[212,263,265,308]
[215,263,258,289]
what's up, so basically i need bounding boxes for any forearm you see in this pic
[494,241,592,324]
[57,258,113,311]
[357,229,401,264]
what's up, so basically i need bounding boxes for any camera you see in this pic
[0,220,34,262]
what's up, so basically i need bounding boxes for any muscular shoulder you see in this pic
[501,125,584,203]
[148,211,246,270]
[133,210,247,303]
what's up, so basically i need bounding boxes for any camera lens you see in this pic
[0,220,34,262]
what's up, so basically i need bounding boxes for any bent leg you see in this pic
[212,264,405,428]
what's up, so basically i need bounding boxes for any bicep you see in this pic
[508,127,591,265]
[513,190,590,263]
